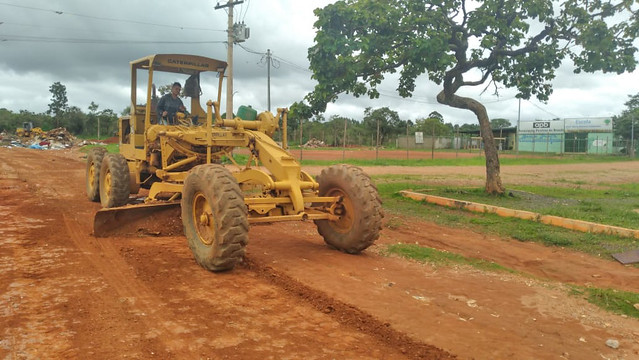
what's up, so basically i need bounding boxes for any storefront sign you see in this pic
[518,120,564,134]
[564,117,612,132]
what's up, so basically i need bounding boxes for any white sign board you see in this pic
[564,117,612,132]
[518,120,564,134]
[415,132,424,144]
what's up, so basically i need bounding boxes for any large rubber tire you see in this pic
[181,164,249,272]
[314,164,383,254]
[86,147,108,202]
[99,153,131,208]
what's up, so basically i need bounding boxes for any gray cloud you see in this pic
[0,0,637,126]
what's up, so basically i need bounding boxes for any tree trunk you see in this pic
[437,91,504,195]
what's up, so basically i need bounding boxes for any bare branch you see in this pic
[463,64,497,87]
[461,0,468,26]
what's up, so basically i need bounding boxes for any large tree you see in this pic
[416,115,453,136]
[307,0,639,194]
[47,82,68,127]
[363,107,404,146]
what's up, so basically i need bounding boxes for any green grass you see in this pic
[386,243,516,273]
[570,286,639,319]
[388,243,639,318]
[80,144,119,153]
[373,176,639,258]
[296,154,635,167]
[429,183,639,230]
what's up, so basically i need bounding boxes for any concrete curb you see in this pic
[400,190,639,239]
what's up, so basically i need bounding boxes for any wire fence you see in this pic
[395,134,637,157]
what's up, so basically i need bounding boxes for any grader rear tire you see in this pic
[99,153,131,208]
[314,164,383,253]
[181,164,249,272]
[86,147,107,201]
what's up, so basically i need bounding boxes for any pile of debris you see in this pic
[0,127,103,150]
[302,138,327,148]
[46,127,76,144]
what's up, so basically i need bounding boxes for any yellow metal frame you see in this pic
[117,53,339,223]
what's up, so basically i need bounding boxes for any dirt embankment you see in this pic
[1,147,638,359]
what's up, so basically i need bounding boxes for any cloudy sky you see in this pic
[1,0,638,126]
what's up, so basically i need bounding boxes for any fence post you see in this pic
[406,124,409,160]
[546,134,549,156]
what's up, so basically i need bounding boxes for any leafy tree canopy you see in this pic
[613,93,639,140]
[307,0,638,110]
[47,82,68,119]
[490,118,512,129]
[415,117,453,136]
[307,0,638,194]
[362,106,404,144]
[428,111,444,122]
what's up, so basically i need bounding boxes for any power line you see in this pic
[236,43,517,107]
[0,21,160,37]
[0,34,226,44]
[237,43,263,55]
[0,1,225,32]
[525,99,561,118]
[241,0,251,22]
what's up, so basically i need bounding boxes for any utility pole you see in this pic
[631,114,635,158]
[376,118,380,160]
[299,117,304,161]
[267,49,272,112]
[516,97,521,157]
[215,1,244,119]
[406,121,409,160]
[258,49,278,112]
[342,118,347,161]
[431,124,435,160]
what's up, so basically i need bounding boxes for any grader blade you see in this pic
[93,202,182,238]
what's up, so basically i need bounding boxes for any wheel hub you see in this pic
[88,164,96,185]
[104,171,112,200]
[193,192,215,245]
[327,189,354,232]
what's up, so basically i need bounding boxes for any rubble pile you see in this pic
[0,127,104,150]
[46,127,76,144]
[302,138,327,148]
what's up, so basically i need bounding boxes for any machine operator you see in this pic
[157,82,186,125]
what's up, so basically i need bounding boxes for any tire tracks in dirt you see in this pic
[242,257,455,360]
[60,212,198,357]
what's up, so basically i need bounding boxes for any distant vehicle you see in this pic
[16,122,44,138]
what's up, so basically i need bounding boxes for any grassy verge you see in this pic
[386,243,516,273]
[386,244,639,319]
[570,286,639,319]
[374,177,639,258]
[296,154,635,167]
[423,183,639,230]
[80,143,119,153]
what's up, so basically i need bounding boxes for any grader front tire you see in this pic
[99,153,131,208]
[86,147,108,202]
[314,164,383,254]
[181,164,249,272]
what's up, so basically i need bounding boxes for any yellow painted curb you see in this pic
[400,190,639,240]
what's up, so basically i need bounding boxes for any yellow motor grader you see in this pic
[86,54,383,272]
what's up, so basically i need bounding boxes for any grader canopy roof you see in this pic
[131,54,227,75]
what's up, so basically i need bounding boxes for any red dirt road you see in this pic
[1,147,639,359]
